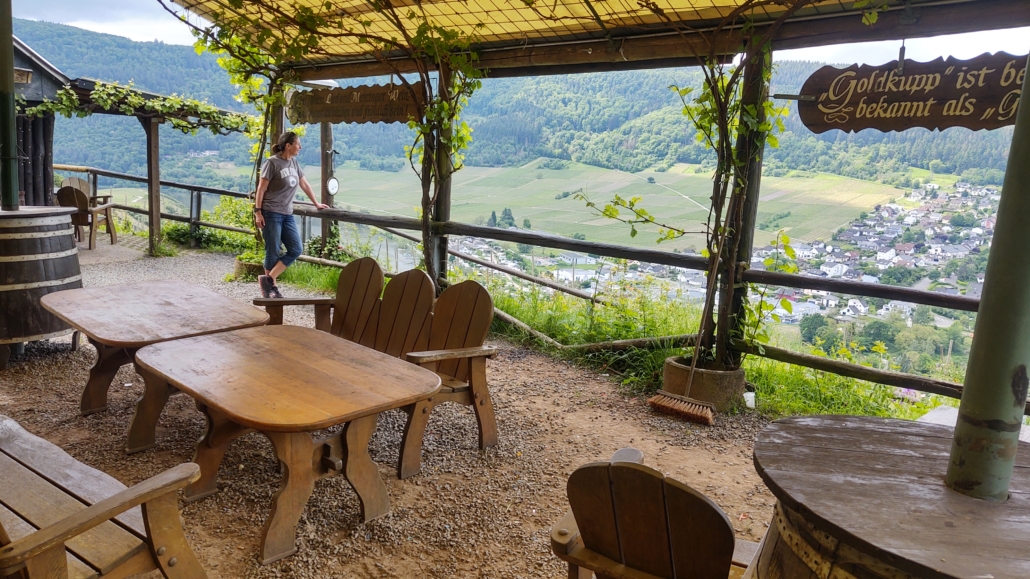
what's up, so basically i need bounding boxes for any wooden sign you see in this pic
[13,68,32,84]
[799,52,1027,133]
[287,83,423,125]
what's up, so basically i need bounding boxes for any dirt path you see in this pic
[0,252,774,578]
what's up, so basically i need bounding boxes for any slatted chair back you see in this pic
[329,257,385,341]
[359,268,435,358]
[61,176,90,197]
[425,280,493,382]
[56,186,90,228]
[567,461,735,579]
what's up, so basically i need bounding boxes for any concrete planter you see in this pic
[662,356,745,412]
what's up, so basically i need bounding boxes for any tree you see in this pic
[517,243,533,253]
[498,208,516,228]
[914,305,934,325]
[928,269,941,281]
[861,320,898,349]
[487,211,497,227]
[800,314,829,344]
[523,218,531,229]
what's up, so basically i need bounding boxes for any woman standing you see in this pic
[253,131,328,298]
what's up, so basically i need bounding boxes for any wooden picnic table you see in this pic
[133,324,442,565]
[39,281,269,423]
[751,415,1030,579]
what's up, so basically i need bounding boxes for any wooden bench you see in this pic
[0,415,207,578]
[551,448,757,579]
[255,258,498,478]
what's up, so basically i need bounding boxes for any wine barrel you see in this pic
[0,207,82,366]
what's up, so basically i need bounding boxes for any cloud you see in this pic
[778,28,1030,65]
[14,0,198,45]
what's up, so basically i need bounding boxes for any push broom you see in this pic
[647,221,726,426]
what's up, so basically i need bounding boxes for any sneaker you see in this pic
[269,284,284,299]
[258,275,273,298]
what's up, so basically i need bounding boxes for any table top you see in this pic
[134,325,442,432]
[40,281,269,348]
[754,415,1030,579]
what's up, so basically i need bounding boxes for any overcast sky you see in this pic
[12,0,1030,65]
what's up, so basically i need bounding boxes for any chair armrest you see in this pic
[89,202,115,212]
[550,510,581,556]
[91,195,112,205]
[406,346,498,365]
[252,297,335,307]
[0,463,200,568]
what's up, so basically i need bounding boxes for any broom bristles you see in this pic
[648,391,715,426]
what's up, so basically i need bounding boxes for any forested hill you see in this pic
[14,18,1012,189]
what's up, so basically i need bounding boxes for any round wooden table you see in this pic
[752,415,1030,579]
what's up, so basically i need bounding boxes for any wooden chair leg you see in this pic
[106,208,117,245]
[468,357,498,449]
[265,305,284,326]
[0,344,9,371]
[398,399,435,479]
[23,543,68,578]
[88,219,97,250]
[142,493,208,578]
[70,331,80,352]
[261,431,318,565]
[568,563,594,579]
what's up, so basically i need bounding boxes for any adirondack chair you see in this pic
[551,448,753,579]
[56,186,115,250]
[400,278,496,479]
[0,415,207,579]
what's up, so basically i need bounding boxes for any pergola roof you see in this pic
[172,0,1029,78]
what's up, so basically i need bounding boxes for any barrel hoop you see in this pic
[0,275,82,292]
[0,227,75,240]
[0,216,71,228]
[0,248,78,263]
[773,504,912,579]
[0,328,74,345]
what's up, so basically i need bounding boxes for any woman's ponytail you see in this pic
[272,131,298,155]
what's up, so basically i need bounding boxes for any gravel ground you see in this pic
[0,246,774,578]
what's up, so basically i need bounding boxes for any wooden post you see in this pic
[320,121,333,253]
[946,54,1030,501]
[722,49,770,366]
[189,189,201,247]
[270,104,285,148]
[140,116,163,256]
[42,113,53,206]
[432,63,454,282]
[0,0,17,211]
[31,115,43,205]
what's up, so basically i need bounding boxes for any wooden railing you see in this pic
[55,164,986,409]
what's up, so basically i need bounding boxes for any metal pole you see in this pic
[0,0,19,211]
[946,54,1030,501]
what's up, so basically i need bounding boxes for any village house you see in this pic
[820,263,849,278]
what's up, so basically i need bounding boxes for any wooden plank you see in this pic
[0,453,143,575]
[566,463,622,564]
[134,325,440,432]
[0,416,145,537]
[375,270,433,358]
[141,117,161,256]
[331,257,383,341]
[664,478,735,579]
[609,462,674,578]
[0,503,97,579]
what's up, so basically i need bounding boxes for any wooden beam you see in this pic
[140,117,162,256]
[319,121,333,252]
[287,0,1029,80]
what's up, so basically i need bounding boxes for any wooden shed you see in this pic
[12,35,65,207]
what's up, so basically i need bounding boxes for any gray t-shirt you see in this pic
[259,155,302,214]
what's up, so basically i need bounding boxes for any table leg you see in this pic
[126,364,179,454]
[81,338,132,415]
[260,431,318,565]
[186,404,252,502]
[0,344,9,370]
[342,414,390,522]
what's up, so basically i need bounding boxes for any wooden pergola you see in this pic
[167,0,1030,575]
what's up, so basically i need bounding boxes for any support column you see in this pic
[432,64,454,283]
[140,116,163,256]
[721,50,770,366]
[270,104,285,148]
[0,0,17,211]
[946,54,1030,501]
[320,121,333,253]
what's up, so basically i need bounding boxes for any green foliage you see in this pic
[277,262,341,293]
[522,218,532,229]
[539,158,569,170]
[949,213,977,227]
[880,265,928,287]
[800,313,828,343]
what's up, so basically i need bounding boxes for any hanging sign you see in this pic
[287,83,424,125]
[798,52,1027,133]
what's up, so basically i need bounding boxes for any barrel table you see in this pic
[750,415,1030,579]
[0,207,81,369]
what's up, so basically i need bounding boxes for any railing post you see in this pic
[189,189,201,248]
[0,0,19,211]
[139,116,163,256]
[320,121,333,254]
[432,63,454,284]
[91,170,98,200]
[946,54,1030,501]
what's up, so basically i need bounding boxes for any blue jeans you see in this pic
[261,211,302,271]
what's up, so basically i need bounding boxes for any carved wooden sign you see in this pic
[287,83,424,125]
[798,52,1027,133]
